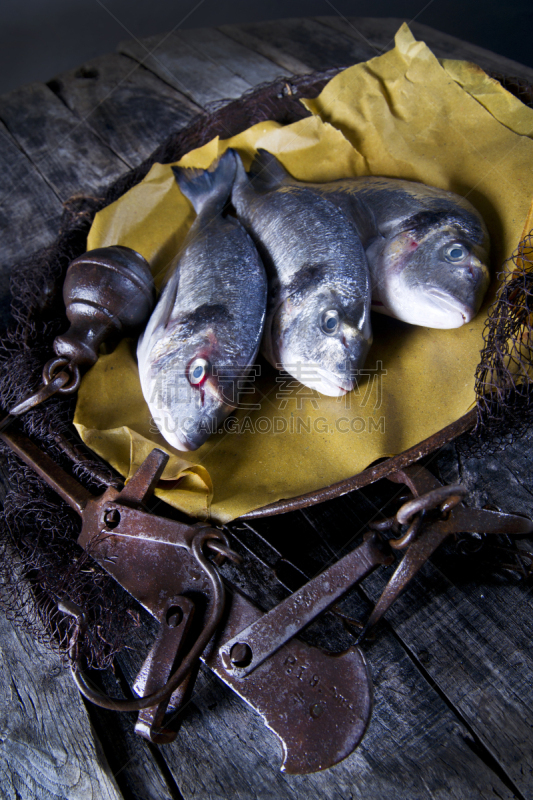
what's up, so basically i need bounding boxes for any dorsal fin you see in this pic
[249,149,292,190]
[172,149,237,214]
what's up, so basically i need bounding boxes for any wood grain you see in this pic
[218,25,312,77]
[229,18,378,73]
[48,53,201,169]
[274,463,533,798]
[84,654,180,800]
[0,120,63,322]
[0,82,128,202]
[0,613,123,800]
[361,559,533,797]
[118,32,253,107]
[171,28,289,88]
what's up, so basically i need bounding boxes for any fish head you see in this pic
[370,209,490,328]
[143,329,238,452]
[270,281,372,396]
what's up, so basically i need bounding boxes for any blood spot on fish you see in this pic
[467,263,482,280]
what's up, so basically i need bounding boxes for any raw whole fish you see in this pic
[250,151,490,329]
[137,150,267,451]
[231,150,372,397]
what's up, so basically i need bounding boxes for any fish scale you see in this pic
[137,150,267,452]
[231,149,372,397]
[247,152,490,330]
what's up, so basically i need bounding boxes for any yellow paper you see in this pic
[441,59,533,139]
[303,24,533,271]
[76,24,533,523]
[75,339,213,518]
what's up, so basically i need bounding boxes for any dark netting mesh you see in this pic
[472,231,533,446]
[0,69,341,667]
[0,68,531,667]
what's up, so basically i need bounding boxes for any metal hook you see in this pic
[59,528,229,711]
[395,483,467,526]
[0,358,81,432]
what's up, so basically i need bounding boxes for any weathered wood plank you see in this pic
[0,613,124,800]
[48,53,202,169]
[0,120,64,323]
[103,526,516,799]
[229,18,377,73]
[138,628,514,799]
[358,631,516,800]
[0,83,129,202]
[218,25,313,77]
[172,28,290,87]
[318,16,533,83]
[435,435,533,640]
[118,32,252,107]
[281,471,533,798]
[439,434,533,519]
[361,559,533,797]
[84,656,179,800]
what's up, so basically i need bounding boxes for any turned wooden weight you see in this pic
[53,245,155,367]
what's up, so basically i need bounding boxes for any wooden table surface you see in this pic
[1,17,533,800]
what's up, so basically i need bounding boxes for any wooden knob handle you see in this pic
[53,245,155,367]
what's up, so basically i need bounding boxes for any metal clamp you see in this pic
[59,528,230,711]
[358,466,533,641]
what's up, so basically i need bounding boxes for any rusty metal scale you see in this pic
[0,245,531,774]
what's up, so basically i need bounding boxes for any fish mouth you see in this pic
[169,423,215,452]
[280,360,353,396]
[424,289,474,326]
[169,434,198,452]
[154,418,205,452]
[153,423,201,452]
[151,406,215,452]
[313,367,354,397]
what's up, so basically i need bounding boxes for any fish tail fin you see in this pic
[249,149,291,190]
[172,149,237,214]
[231,147,249,188]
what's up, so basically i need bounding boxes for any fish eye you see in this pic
[320,310,340,335]
[188,357,209,385]
[444,242,468,263]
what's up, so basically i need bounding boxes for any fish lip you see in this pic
[174,403,235,451]
[281,361,352,395]
[314,367,354,396]
[151,409,210,452]
[172,436,197,452]
[173,427,211,452]
[157,427,201,452]
[423,288,473,322]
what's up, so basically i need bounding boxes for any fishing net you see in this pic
[472,230,533,447]
[469,73,533,447]
[0,69,342,667]
[0,66,531,667]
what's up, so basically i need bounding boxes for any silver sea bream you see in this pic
[231,150,372,397]
[251,151,490,329]
[137,150,267,451]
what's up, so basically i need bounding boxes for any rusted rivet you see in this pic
[230,642,252,667]
[104,508,121,529]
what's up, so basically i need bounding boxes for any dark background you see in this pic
[1,0,532,96]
